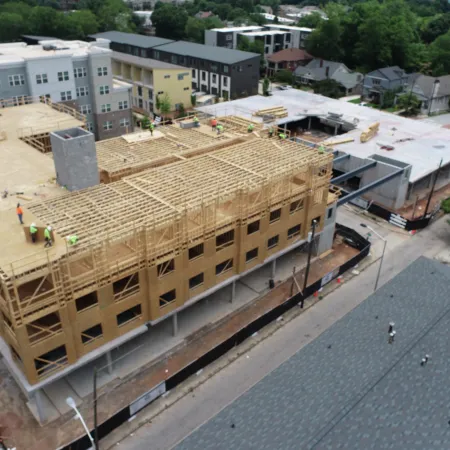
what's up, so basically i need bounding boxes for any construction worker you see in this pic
[193,116,200,127]
[44,226,52,248]
[318,145,325,154]
[30,222,38,243]
[278,132,286,140]
[66,235,79,246]
[211,117,217,131]
[16,203,23,225]
[149,121,154,136]
[247,124,254,133]
[216,124,224,135]
[268,127,274,138]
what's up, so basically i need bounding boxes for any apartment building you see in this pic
[205,25,313,53]
[90,32,260,99]
[0,39,133,140]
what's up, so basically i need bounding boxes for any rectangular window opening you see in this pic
[247,220,260,235]
[81,324,103,344]
[269,208,281,223]
[267,235,279,249]
[34,344,68,376]
[157,258,175,277]
[189,243,204,260]
[216,229,234,251]
[26,312,62,344]
[189,272,204,290]
[116,304,142,327]
[246,247,259,263]
[113,273,140,302]
[75,291,98,312]
[290,199,304,214]
[159,289,176,308]
[215,258,233,275]
[288,224,301,239]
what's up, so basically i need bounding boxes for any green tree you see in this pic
[313,79,343,99]
[176,103,186,118]
[185,16,222,43]
[65,10,99,39]
[306,18,343,61]
[297,12,324,28]
[381,89,396,109]
[421,13,450,43]
[263,77,270,96]
[275,69,294,84]
[141,115,150,129]
[430,31,450,75]
[28,6,66,37]
[152,4,188,40]
[396,93,421,115]
[98,0,135,32]
[0,12,26,42]
[159,93,172,119]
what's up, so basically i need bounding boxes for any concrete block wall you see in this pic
[50,127,99,191]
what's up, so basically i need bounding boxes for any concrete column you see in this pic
[230,280,236,303]
[334,125,338,136]
[308,117,311,130]
[106,350,113,375]
[34,389,46,424]
[172,313,178,337]
[271,259,277,279]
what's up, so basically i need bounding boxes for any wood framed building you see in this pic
[0,135,333,385]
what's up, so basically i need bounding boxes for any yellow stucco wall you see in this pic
[152,68,192,113]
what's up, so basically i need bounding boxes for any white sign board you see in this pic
[321,268,339,287]
[129,381,166,416]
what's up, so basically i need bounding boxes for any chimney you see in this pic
[320,59,323,68]
[325,66,329,78]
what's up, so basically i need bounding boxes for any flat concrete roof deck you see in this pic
[197,90,450,183]
[0,102,84,211]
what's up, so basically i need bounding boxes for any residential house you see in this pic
[195,11,214,19]
[362,66,409,104]
[404,74,450,115]
[266,48,312,76]
[91,31,260,99]
[295,59,363,95]
[111,52,192,117]
[0,39,133,141]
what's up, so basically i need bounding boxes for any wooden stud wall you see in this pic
[0,133,334,385]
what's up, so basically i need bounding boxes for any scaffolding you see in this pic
[0,135,334,384]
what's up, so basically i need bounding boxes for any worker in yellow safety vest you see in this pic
[278,133,286,140]
[193,116,200,127]
[216,124,224,135]
[44,226,52,248]
[66,235,79,246]
[149,122,154,136]
[30,222,38,243]
[247,124,254,133]
[318,145,325,154]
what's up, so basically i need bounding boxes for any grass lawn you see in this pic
[348,98,361,104]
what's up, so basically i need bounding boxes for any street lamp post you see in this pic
[66,397,96,450]
[360,223,387,292]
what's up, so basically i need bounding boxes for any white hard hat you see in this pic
[47,226,52,231]
[31,222,36,227]
[66,236,71,241]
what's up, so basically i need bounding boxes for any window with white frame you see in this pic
[74,67,87,78]
[58,71,69,82]
[99,85,110,95]
[86,122,94,132]
[101,104,111,113]
[60,91,72,101]
[36,74,48,84]
[9,74,25,86]
[118,100,128,110]
[120,118,130,127]
[212,74,217,83]
[80,104,91,114]
[103,121,112,130]
[76,86,89,97]
[97,67,108,76]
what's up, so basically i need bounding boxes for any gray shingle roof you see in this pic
[175,257,450,450]
[294,59,350,82]
[368,66,406,81]
[90,31,173,48]
[152,40,259,64]
[412,74,450,99]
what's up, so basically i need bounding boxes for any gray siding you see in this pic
[0,66,30,100]
[95,108,133,141]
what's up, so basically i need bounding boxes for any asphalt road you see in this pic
[108,213,450,450]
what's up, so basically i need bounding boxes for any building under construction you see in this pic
[0,102,335,387]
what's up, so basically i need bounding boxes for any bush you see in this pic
[441,197,450,213]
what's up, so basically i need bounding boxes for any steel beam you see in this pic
[333,154,350,163]
[331,161,377,184]
[337,168,404,206]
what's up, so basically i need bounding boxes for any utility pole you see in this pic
[93,367,99,450]
[303,220,317,293]
[423,158,443,219]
